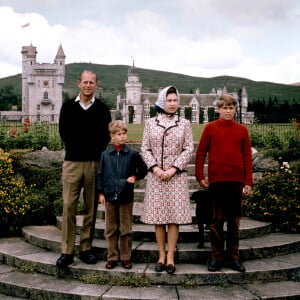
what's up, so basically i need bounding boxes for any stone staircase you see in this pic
[0,160,299,299]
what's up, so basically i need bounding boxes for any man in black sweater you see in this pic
[56,70,111,268]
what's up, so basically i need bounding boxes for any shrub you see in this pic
[250,130,265,148]
[0,149,34,236]
[244,170,300,233]
[9,151,63,225]
[250,120,300,169]
[1,120,62,151]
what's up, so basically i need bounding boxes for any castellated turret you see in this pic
[21,44,66,122]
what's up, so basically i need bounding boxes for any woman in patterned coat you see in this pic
[141,86,194,274]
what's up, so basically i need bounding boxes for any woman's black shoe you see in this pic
[166,264,176,274]
[154,262,165,272]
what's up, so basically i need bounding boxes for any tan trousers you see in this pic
[105,201,134,261]
[61,161,99,254]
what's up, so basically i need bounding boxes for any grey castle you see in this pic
[116,63,253,124]
[0,44,65,122]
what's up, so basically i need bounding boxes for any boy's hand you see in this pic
[127,176,136,184]
[99,194,106,204]
[243,185,252,196]
[200,179,209,188]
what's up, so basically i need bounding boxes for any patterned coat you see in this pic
[140,114,194,224]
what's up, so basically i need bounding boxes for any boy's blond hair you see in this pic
[109,120,128,134]
[216,94,237,108]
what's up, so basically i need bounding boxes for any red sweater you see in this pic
[195,118,253,186]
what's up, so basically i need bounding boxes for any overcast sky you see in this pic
[0,0,299,84]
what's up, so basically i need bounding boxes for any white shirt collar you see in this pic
[75,94,95,110]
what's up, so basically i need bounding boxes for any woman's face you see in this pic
[165,92,178,114]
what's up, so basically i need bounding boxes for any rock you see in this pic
[20,149,65,168]
[252,152,279,172]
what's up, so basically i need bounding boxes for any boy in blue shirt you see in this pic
[97,120,147,269]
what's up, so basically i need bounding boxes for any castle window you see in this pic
[192,115,197,122]
[37,114,41,121]
[52,105,55,111]
[144,103,150,110]
[37,105,40,111]
[43,91,48,100]
[192,103,197,111]
[144,114,150,120]
[51,115,55,122]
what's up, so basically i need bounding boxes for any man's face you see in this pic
[217,103,236,120]
[77,71,98,98]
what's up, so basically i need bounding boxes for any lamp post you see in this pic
[238,88,242,124]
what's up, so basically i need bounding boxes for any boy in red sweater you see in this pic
[195,94,252,272]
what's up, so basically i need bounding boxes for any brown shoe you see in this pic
[106,260,118,269]
[122,260,132,269]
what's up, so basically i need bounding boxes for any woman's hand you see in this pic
[153,166,168,181]
[163,167,177,181]
[153,166,165,180]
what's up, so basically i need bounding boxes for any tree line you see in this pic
[248,96,300,122]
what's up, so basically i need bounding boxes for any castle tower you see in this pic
[124,61,143,123]
[21,44,65,122]
[21,44,37,115]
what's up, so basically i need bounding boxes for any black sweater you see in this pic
[59,98,111,161]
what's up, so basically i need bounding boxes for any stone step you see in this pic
[0,237,299,288]
[21,225,300,263]
[57,215,272,242]
[1,262,299,300]
[96,202,273,233]
[0,262,299,300]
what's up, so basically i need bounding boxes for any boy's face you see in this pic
[217,103,236,121]
[111,130,127,145]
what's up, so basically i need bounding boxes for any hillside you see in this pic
[1,63,300,109]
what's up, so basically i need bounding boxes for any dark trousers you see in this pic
[209,182,243,261]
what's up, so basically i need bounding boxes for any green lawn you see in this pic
[126,122,294,143]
